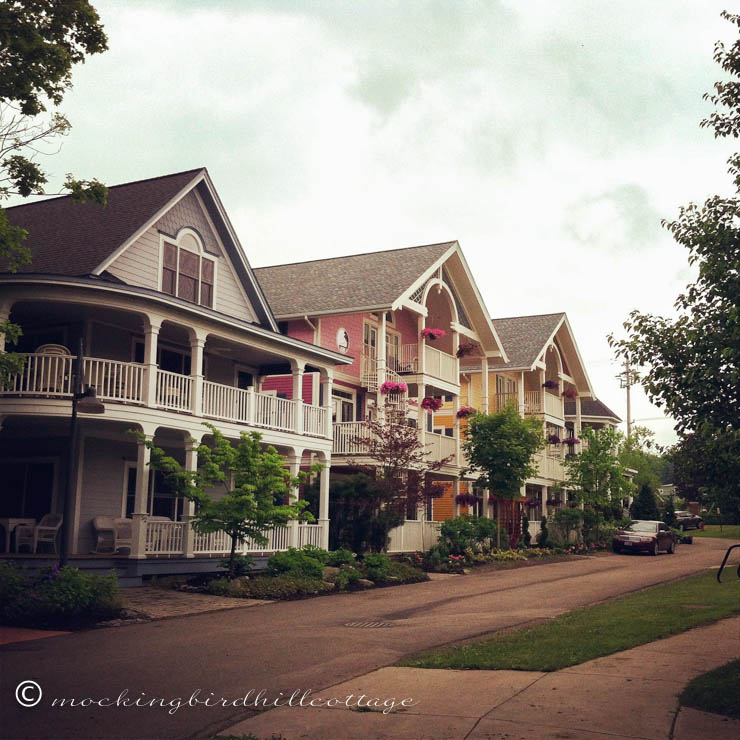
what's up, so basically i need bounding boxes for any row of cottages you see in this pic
[0,169,351,581]
[254,250,623,550]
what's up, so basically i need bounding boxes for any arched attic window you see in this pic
[161,229,215,308]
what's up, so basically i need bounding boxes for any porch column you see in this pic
[575,396,582,436]
[130,434,152,559]
[287,452,302,549]
[417,314,426,375]
[417,384,427,449]
[0,301,12,353]
[480,357,489,412]
[518,371,525,416]
[291,360,305,435]
[189,329,207,417]
[182,442,198,558]
[452,479,461,517]
[452,392,461,466]
[143,317,162,408]
[377,311,387,388]
[541,485,548,520]
[320,369,333,438]
[318,453,331,549]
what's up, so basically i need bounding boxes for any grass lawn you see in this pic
[680,659,740,718]
[399,571,740,672]
[693,525,740,540]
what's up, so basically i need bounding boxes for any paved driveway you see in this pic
[0,538,733,740]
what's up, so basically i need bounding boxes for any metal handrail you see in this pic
[716,544,740,583]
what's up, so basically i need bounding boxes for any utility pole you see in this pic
[616,361,638,441]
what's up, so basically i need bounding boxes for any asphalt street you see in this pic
[0,537,732,740]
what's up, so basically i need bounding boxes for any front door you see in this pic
[363,324,377,360]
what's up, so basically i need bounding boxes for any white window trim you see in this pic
[158,228,218,309]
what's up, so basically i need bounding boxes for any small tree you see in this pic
[552,508,583,546]
[565,426,632,509]
[349,406,447,551]
[137,424,320,578]
[662,496,676,527]
[463,404,543,548]
[630,484,661,521]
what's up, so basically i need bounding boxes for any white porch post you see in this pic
[291,360,305,435]
[288,451,302,549]
[575,396,582,436]
[143,317,162,408]
[418,383,427,449]
[518,371,525,416]
[130,434,152,559]
[417,314,426,375]
[318,453,331,549]
[453,479,461,517]
[481,357,489,412]
[320,369,333,437]
[182,441,198,558]
[541,485,548,520]
[0,301,12,353]
[189,329,207,417]
[452,392,461,466]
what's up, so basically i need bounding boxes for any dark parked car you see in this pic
[674,510,703,531]
[612,520,676,555]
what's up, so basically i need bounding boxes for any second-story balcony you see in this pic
[2,353,330,439]
[386,343,458,387]
[332,420,458,466]
[524,390,563,419]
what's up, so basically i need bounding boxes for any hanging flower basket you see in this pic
[562,437,581,445]
[455,493,479,505]
[547,434,561,444]
[421,396,443,411]
[456,342,476,358]
[380,381,408,395]
[457,406,476,419]
[562,388,578,399]
[542,379,558,389]
[421,328,446,341]
[526,498,539,507]
[546,499,562,507]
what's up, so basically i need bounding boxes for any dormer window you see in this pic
[161,229,214,308]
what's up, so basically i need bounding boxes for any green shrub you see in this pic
[267,548,324,580]
[325,548,356,567]
[381,561,429,584]
[334,567,362,590]
[219,554,254,578]
[440,516,477,554]
[300,544,330,564]
[537,516,549,547]
[206,577,240,597]
[0,562,121,628]
[488,549,526,562]
[242,574,333,600]
[362,552,392,580]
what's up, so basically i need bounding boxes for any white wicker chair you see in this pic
[15,514,63,554]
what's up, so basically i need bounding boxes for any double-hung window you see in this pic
[161,231,215,308]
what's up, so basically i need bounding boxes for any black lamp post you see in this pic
[59,337,105,566]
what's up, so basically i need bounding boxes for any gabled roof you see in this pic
[3,169,204,276]
[491,313,565,370]
[565,398,622,422]
[254,242,456,318]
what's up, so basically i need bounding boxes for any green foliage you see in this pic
[0,562,120,628]
[552,508,583,544]
[662,497,676,527]
[537,516,549,548]
[618,426,671,492]
[236,574,334,600]
[463,405,543,497]
[299,544,330,564]
[565,426,631,507]
[219,554,254,578]
[266,548,324,580]
[325,548,356,567]
[630,485,661,520]
[334,567,362,590]
[362,552,392,581]
[521,514,531,546]
[137,425,320,579]
[374,561,429,585]
[440,515,496,554]
[680,659,740,719]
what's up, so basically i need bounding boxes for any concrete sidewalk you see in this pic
[221,617,740,740]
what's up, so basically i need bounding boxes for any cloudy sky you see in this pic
[18,0,736,445]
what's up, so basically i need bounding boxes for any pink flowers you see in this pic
[421,328,446,341]
[380,381,408,395]
[562,437,581,445]
[547,433,561,444]
[421,396,443,411]
[457,406,476,419]
[562,388,578,399]
[456,342,476,358]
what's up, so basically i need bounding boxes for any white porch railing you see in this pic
[524,390,563,418]
[84,358,144,403]
[145,520,326,556]
[361,352,378,391]
[490,392,518,412]
[303,404,328,437]
[1,352,74,396]
[333,420,372,454]
[387,344,419,374]
[156,369,193,411]
[424,344,457,385]
[534,452,565,481]
[544,391,563,418]
[524,390,542,413]
[254,393,295,432]
[427,431,457,464]
[387,520,442,553]
[202,381,251,423]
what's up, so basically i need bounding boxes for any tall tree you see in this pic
[138,425,320,578]
[565,426,632,510]
[463,404,543,547]
[1,1,108,380]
